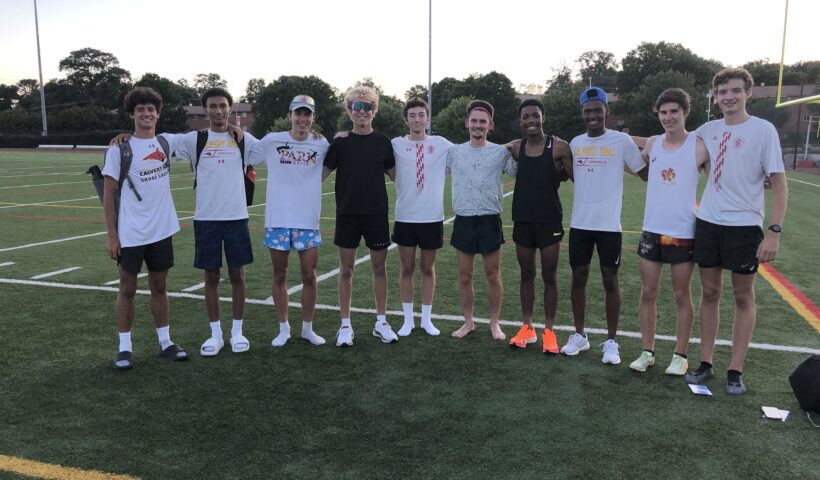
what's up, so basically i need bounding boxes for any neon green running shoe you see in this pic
[629,351,656,372]
[665,353,689,376]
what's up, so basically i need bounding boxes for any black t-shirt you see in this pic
[324,131,395,215]
[512,136,563,223]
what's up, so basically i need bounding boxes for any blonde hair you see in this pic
[344,85,379,110]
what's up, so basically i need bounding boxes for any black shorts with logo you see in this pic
[637,231,694,264]
[118,236,174,274]
[568,228,622,269]
[392,221,444,250]
[335,213,391,250]
[450,214,504,254]
[693,218,763,274]
[513,221,564,249]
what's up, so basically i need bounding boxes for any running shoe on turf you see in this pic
[560,332,590,356]
[541,328,559,354]
[510,324,537,349]
[601,339,621,365]
[664,354,688,376]
[629,351,655,372]
[372,321,398,344]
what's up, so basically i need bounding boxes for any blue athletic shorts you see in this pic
[193,219,253,270]
[264,227,322,251]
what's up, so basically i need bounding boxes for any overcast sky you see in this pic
[1,0,817,99]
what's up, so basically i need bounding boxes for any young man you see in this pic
[506,99,573,353]
[171,87,257,357]
[628,88,710,375]
[248,95,329,347]
[103,87,186,369]
[446,100,517,340]
[565,87,647,364]
[323,86,397,347]
[392,98,453,337]
[685,68,788,394]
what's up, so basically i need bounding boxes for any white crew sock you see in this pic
[398,303,414,336]
[375,314,386,325]
[209,320,223,340]
[156,326,172,350]
[341,318,352,328]
[231,319,243,338]
[420,304,439,335]
[301,320,326,345]
[272,321,291,347]
[118,331,132,352]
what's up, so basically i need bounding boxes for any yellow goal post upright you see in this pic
[775,0,820,108]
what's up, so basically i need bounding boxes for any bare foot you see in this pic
[452,322,475,338]
[490,323,506,340]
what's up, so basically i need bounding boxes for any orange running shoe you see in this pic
[542,328,559,354]
[510,324,537,348]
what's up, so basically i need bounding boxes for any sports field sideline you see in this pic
[0,149,818,479]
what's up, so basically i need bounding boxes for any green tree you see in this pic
[430,77,466,118]
[461,71,520,142]
[542,82,587,140]
[577,51,618,90]
[545,64,573,93]
[405,84,428,101]
[747,98,790,129]
[50,105,118,133]
[243,78,266,103]
[618,42,721,93]
[0,84,18,111]
[614,70,702,137]
[253,75,340,137]
[431,96,473,143]
[193,73,228,95]
[57,47,132,109]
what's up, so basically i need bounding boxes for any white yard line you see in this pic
[1,276,817,355]
[787,177,820,188]
[30,266,82,279]
[0,262,14,267]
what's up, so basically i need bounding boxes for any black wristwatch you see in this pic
[768,224,782,233]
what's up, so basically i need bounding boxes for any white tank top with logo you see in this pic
[642,133,699,239]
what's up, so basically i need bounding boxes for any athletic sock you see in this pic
[376,314,386,325]
[272,321,291,347]
[420,304,433,325]
[698,361,713,372]
[727,369,743,383]
[231,319,243,338]
[118,331,132,352]
[156,326,172,350]
[209,320,223,340]
[644,349,655,355]
[341,317,351,328]
[399,303,414,336]
[674,352,688,359]
[301,321,326,345]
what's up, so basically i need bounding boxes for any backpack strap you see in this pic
[118,142,142,202]
[194,130,208,189]
[156,135,171,173]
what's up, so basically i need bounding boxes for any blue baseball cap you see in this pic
[579,87,608,106]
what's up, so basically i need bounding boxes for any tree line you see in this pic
[1,43,818,143]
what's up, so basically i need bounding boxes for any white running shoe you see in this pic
[373,321,399,344]
[560,332,590,356]
[336,325,354,347]
[601,339,621,365]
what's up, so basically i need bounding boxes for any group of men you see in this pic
[102,67,787,395]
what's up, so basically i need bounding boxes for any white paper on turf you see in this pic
[761,406,790,422]
[688,384,713,396]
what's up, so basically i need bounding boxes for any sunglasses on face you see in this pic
[350,101,374,112]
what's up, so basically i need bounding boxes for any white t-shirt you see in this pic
[102,136,180,248]
[569,129,645,232]
[392,135,453,223]
[642,134,700,239]
[248,132,329,230]
[696,116,784,227]
[168,130,256,221]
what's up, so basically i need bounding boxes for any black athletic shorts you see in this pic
[450,214,504,254]
[335,213,391,250]
[513,221,564,249]
[693,218,763,274]
[568,228,622,269]
[118,236,174,274]
[392,221,444,250]
[637,231,694,264]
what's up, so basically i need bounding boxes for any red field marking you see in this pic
[758,263,820,333]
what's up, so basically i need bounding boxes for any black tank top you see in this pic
[512,136,563,223]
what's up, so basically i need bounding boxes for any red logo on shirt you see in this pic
[428,145,434,154]
[142,148,166,161]
[661,167,676,184]
[734,137,744,150]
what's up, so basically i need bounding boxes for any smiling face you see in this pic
[405,106,428,137]
[347,99,376,131]
[519,105,544,138]
[715,78,752,118]
[656,101,688,135]
[130,103,159,132]
[465,108,493,143]
[205,95,232,130]
[581,100,607,137]
[288,107,314,138]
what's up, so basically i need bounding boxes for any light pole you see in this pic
[34,0,47,136]
[427,0,432,134]
[705,90,713,123]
